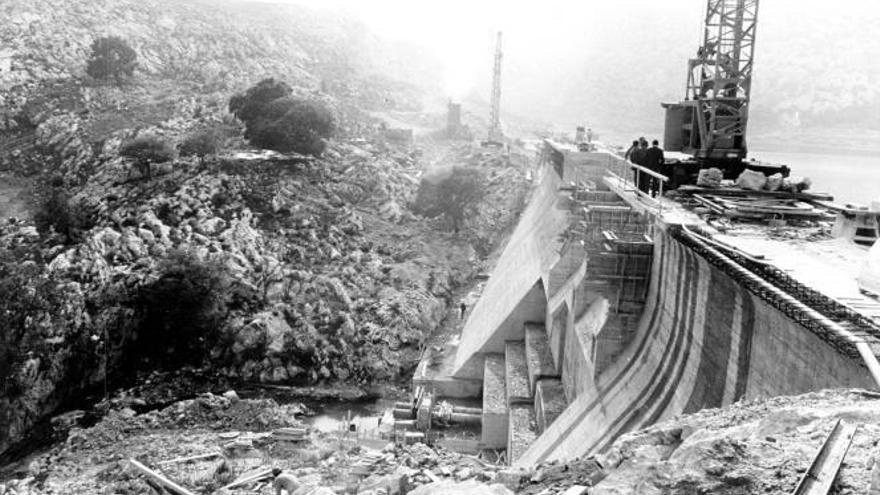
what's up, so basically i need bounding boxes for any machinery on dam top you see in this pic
[662,0,786,179]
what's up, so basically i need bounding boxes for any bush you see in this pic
[413,166,486,233]
[229,78,292,124]
[85,36,137,84]
[119,135,175,179]
[34,178,96,244]
[179,129,220,167]
[247,97,335,155]
[229,79,335,156]
[130,252,231,369]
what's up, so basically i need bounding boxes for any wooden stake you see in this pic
[128,458,197,495]
[156,452,221,466]
[221,467,274,490]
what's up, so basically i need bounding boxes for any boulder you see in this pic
[232,311,292,357]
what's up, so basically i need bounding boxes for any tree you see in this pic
[246,97,335,155]
[34,179,96,244]
[119,135,175,180]
[228,78,292,124]
[131,251,231,368]
[179,129,220,167]
[229,79,335,156]
[415,166,486,233]
[85,36,138,85]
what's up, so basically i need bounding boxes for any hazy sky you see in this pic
[274,0,875,100]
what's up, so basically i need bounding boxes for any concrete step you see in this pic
[534,378,567,434]
[481,353,508,449]
[507,404,538,464]
[524,323,558,395]
[505,341,532,405]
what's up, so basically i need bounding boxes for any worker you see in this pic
[632,138,649,194]
[624,140,638,162]
[272,470,301,495]
[459,301,467,320]
[645,139,665,197]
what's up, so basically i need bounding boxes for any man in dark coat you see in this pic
[624,140,638,162]
[644,139,665,197]
[631,138,649,193]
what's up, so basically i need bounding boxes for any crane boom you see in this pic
[663,0,759,169]
[487,31,504,145]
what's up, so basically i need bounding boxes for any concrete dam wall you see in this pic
[516,225,876,465]
[438,146,878,467]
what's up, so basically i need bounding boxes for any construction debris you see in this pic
[697,167,724,188]
[156,452,222,466]
[221,467,275,491]
[129,458,198,495]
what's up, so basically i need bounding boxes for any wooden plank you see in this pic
[791,419,858,495]
[221,467,274,490]
[128,459,198,495]
[678,185,834,201]
[692,194,727,215]
[156,452,221,466]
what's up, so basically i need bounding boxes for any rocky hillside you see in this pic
[0,0,437,111]
[508,389,880,494]
[0,0,531,462]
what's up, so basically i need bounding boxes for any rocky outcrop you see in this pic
[0,133,508,458]
[0,0,491,464]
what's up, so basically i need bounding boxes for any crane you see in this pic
[662,0,759,173]
[485,31,504,146]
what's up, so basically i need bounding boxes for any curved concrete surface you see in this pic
[452,162,571,378]
[516,228,877,466]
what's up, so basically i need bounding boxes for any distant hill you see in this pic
[0,0,443,137]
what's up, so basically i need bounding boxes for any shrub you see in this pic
[413,166,486,233]
[34,178,96,244]
[119,135,175,179]
[228,78,292,124]
[246,97,335,156]
[131,252,231,368]
[85,36,137,84]
[179,129,220,167]
[229,79,335,156]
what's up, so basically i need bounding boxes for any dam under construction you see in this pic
[406,143,880,467]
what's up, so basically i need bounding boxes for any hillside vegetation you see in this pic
[0,0,532,462]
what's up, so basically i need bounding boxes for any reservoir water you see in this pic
[748,149,880,206]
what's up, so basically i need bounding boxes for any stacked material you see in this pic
[691,194,833,220]
[696,168,724,188]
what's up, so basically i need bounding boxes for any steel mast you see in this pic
[663,0,759,168]
[487,31,504,145]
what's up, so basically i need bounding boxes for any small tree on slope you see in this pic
[179,129,220,168]
[86,36,138,85]
[119,135,175,180]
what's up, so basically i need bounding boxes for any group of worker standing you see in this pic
[624,137,665,197]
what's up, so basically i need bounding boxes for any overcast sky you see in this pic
[269,0,878,100]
